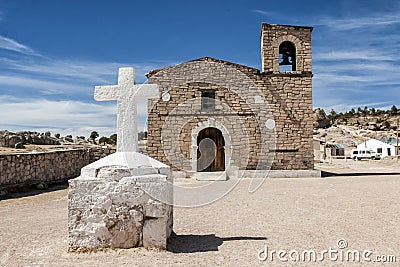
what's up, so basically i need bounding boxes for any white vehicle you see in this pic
[350,149,381,160]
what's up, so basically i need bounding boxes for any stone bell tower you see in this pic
[259,22,315,170]
[261,23,313,74]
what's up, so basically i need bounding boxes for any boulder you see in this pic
[8,135,22,148]
[31,135,42,145]
[14,142,25,149]
[43,136,60,145]
[0,134,8,147]
[313,108,331,129]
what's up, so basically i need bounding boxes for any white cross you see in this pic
[94,67,159,152]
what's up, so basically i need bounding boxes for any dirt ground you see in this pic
[0,159,399,266]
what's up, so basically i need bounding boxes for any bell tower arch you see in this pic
[261,23,313,74]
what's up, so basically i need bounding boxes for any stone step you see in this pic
[194,171,227,181]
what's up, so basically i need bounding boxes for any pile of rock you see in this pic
[60,135,90,145]
[0,131,61,149]
[0,131,99,149]
[335,115,397,131]
[314,126,359,148]
[313,108,331,129]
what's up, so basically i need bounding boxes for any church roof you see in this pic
[146,57,260,78]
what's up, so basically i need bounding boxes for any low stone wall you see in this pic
[89,147,117,162]
[0,147,116,189]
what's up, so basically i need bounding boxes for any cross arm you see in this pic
[94,85,121,101]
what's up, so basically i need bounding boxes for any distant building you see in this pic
[314,138,345,161]
[357,138,399,157]
[326,143,345,157]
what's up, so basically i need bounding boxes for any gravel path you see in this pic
[0,162,399,266]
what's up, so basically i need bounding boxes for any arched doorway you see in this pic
[197,127,225,172]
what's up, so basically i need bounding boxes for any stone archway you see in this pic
[191,118,231,172]
[272,34,303,73]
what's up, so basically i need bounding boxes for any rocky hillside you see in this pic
[0,130,92,149]
[313,108,399,148]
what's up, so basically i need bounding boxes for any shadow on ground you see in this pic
[0,182,68,201]
[322,171,400,177]
[167,233,267,253]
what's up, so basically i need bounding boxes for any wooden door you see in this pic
[197,127,225,172]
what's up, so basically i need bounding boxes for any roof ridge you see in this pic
[146,56,260,78]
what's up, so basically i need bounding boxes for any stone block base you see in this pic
[68,152,173,251]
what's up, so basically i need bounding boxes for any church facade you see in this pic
[146,23,314,172]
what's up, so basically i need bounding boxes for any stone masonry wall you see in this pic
[260,74,314,169]
[0,147,116,188]
[147,82,261,171]
[147,58,313,171]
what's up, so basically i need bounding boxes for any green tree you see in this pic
[99,136,109,145]
[390,105,398,116]
[109,134,117,145]
[370,107,376,115]
[90,131,99,140]
[363,106,368,116]
[328,109,338,123]
[138,131,146,141]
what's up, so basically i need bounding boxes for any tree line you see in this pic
[327,105,399,123]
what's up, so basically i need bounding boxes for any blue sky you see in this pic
[0,0,399,137]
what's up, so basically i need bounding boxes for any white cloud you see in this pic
[314,73,369,83]
[0,35,38,55]
[315,101,393,113]
[313,50,394,62]
[0,95,150,137]
[314,72,400,87]
[0,55,172,98]
[317,12,400,31]
[0,32,170,136]
[0,57,162,84]
[0,75,89,95]
[314,61,399,73]
[311,7,400,113]
[313,54,400,91]
[252,9,272,16]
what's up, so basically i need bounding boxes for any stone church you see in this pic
[146,23,314,174]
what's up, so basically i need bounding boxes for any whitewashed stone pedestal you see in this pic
[68,152,173,251]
